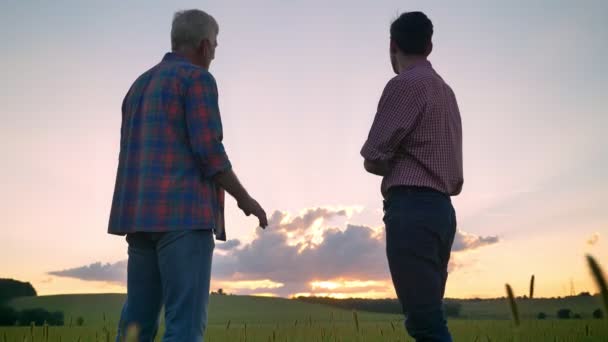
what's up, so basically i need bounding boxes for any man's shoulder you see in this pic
[393,65,435,86]
[161,60,216,87]
[383,73,430,97]
[131,66,156,87]
[389,65,454,97]
[127,60,217,96]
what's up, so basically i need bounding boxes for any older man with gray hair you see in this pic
[108,9,268,341]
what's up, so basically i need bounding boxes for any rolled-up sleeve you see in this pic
[185,70,232,178]
[360,78,425,162]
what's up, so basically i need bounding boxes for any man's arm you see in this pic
[364,159,390,176]
[213,169,268,228]
[185,70,267,228]
[360,78,424,175]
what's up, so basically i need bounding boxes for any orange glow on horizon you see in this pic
[249,292,279,297]
[213,279,284,292]
[292,290,396,299]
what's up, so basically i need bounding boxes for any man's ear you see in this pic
[198,39,209,58]
[425,41,433,56]
[390,40,398,54]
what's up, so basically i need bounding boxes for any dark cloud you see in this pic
[48,207,500,296]
[48,260,127,284]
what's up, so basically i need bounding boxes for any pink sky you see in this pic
[1,0,606,298]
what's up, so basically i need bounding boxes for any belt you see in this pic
[387,185,450,200]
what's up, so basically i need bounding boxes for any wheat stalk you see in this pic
[586,254,608,316]
[352,311,360,333]
[505,284,520,326]
[529,275,535,299]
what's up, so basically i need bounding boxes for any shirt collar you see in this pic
[162,52,191,64]
[402,59,432,73]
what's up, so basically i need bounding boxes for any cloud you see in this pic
[452,231,499,252]
[281,207,347,232]
[587,232,600,246]
[48,206,500,297]
[211,208,499,296]
[39,277,54,284]
[48,260,126,284]
[216,239,241,251]
[212,222,388,296]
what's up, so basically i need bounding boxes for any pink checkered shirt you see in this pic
[361,60,463,197]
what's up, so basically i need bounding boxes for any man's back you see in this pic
[361,60,463,197]
[384,61,463,195]
[108,53,231,239]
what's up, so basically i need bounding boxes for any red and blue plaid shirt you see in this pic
[108,53,231,240]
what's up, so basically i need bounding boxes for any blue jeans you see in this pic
[383,186,456,342]
[116,230,215,342]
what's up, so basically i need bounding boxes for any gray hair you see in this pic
[171,9,218,51]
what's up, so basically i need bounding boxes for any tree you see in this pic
[76,316,84,326]
[0,307,63,326]
[217,288,225,295]
[0,279,37,303]
[19,308,50,325]
[592,309,603,319]
[0,306,18,325]
[48,311,64,326]
[537,312,547,320]
[444,302,462,318]
[557,308,572,319]
[573,313,582,319]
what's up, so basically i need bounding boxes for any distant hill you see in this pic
[456,295,604,319]
[296,295,605,320]
[9,294,399,326]
[8,293,604,326]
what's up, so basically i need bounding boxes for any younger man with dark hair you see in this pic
[361,11,463,341]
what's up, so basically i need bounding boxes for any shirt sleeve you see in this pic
[184,70,232,178]
[360,77,425,162]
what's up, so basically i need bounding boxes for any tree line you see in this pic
[294,296,462,317]
[0,278,65,326]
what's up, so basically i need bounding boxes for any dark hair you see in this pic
[390,12,433,55]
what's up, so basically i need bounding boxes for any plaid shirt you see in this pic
[361,60,463,197]
[108,53,231,240]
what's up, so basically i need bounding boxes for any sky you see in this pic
[0,0,607,299]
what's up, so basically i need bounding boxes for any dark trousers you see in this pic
[383,186,456,342]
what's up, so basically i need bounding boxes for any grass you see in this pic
[1,319,607,341]
[3,255,607,341]
[9,294,400,327]
[5,293,608,341]
[456,295,603,320]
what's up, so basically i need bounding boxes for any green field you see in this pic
[2,294,607,341]
[457,296,604,320]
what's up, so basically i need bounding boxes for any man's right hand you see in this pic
[213,168,269,229]
[238,195,268,228]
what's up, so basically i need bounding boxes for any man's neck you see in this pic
[396,55,428,74]
[173,49,208,70]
